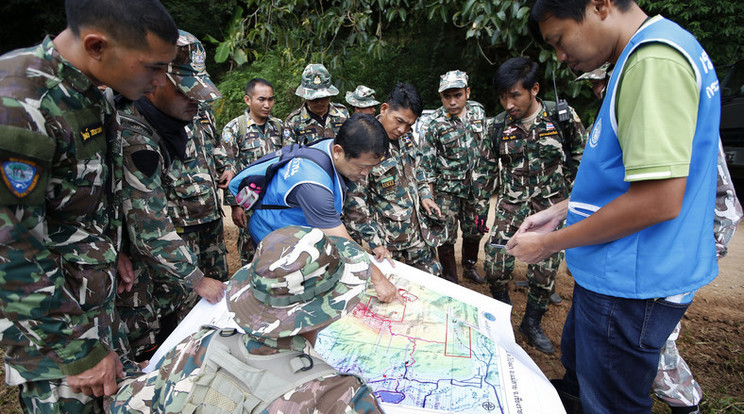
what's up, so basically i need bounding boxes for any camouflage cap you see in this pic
[295,64,340,100]
[345,85,380,108]
[574,62,611,81]
[419,207,448,248]
[227,226,371,339]
[438,70,469,93]
[166,30,222,103]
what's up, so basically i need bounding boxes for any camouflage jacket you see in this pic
[282,102,349,146]
[164,104,228,228]
[0,37,122,382]
[221,110,283,205]
[110,328,383,413]
[477,100,587,212]
[117,100,204,290]
[714,143,743,257]
[344,133,432,250]
[420,101,487,197]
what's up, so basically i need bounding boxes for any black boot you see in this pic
[461,237,485,283]
[519,302,555,354]
[490,285,511,305]
[550,379,583,414]
[437,244,459,284]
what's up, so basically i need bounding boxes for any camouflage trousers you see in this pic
[177,219,229,319]
[19,379,103,414]
[484,197,565,310]
[116,259,185,360]
[391,237,442,277]
[178,219,229,282]
[653,322,703,407]
[433,192,480,245]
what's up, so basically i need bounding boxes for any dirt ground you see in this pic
[0,208,740,413]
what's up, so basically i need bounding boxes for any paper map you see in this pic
[147,258,564,413]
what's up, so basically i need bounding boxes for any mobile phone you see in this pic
[490,237,508,249]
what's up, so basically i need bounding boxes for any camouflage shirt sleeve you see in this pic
[120,114,204,289]
[714,142,743,258]
[419,116,438,184]
[564,105,588,184]
[472,117,499,217]
[221,117,241,206]
[343,179,385,250]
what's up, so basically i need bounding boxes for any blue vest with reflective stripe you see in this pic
[565,16,720,298]
[249,139,344,242]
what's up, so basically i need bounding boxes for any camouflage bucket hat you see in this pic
[167,30,222,103]
[345,85,380,108]
[295,64,339,100]
[226,226,371,339]
[438,70,469,93]
[419,207,448,248]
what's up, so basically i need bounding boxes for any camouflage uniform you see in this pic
[110,226,383,413]
[282,63,349,146]
[164,104,229,284]
[344,132,442,276]
[0,37,133,412]
[283,103,348,146]
[221,110,283,265]
[116,99,206,359]
[481,99,586,310]
[421,101,487,243]
[109,328,382,414]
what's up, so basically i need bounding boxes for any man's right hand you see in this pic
[370,264,401,303]
[194,277,226,303]
[372,246,396,267]
[66,350,123,397]
[231,205,247,228]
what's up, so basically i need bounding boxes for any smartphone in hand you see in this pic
[490,236,508,249]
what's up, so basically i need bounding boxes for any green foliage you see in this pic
[638,0,744,70]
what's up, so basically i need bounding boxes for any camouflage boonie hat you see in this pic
[419,207,448,248]
[438,70,469,93]
[294,64,339,100]
[575,62,611,81]
[167,30,222,103]
[227,226,371,339]
[345,85,380,108]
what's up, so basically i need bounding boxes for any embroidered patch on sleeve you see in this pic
[2,158,39,198]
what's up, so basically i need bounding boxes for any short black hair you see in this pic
[385,82,423,117]
[245,78,274,96]
[529,0,635,43]
[493,57,539,95]
[334,113,389,159]
[65,0,178,49]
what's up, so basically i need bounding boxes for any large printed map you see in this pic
[148,259,564,413]
[314,260,564,414]
[315,273,509,413]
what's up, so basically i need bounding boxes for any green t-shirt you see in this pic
[616,42,699,182]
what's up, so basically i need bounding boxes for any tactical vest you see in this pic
[183,328,350,413]
[491,100,576,174]
[566,16,720,298]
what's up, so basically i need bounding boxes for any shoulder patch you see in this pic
[130,150,160,178]
[2,158,39,198]
[222,130,234,144]
[283,128,292,139]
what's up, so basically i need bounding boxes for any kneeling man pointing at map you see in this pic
[109,225,384,413]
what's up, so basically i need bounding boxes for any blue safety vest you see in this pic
[566,16,720,298]
[249,139,345,242]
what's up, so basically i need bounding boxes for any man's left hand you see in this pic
[218,170,236,189]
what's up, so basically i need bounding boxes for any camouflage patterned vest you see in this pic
[183,328,348,413]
